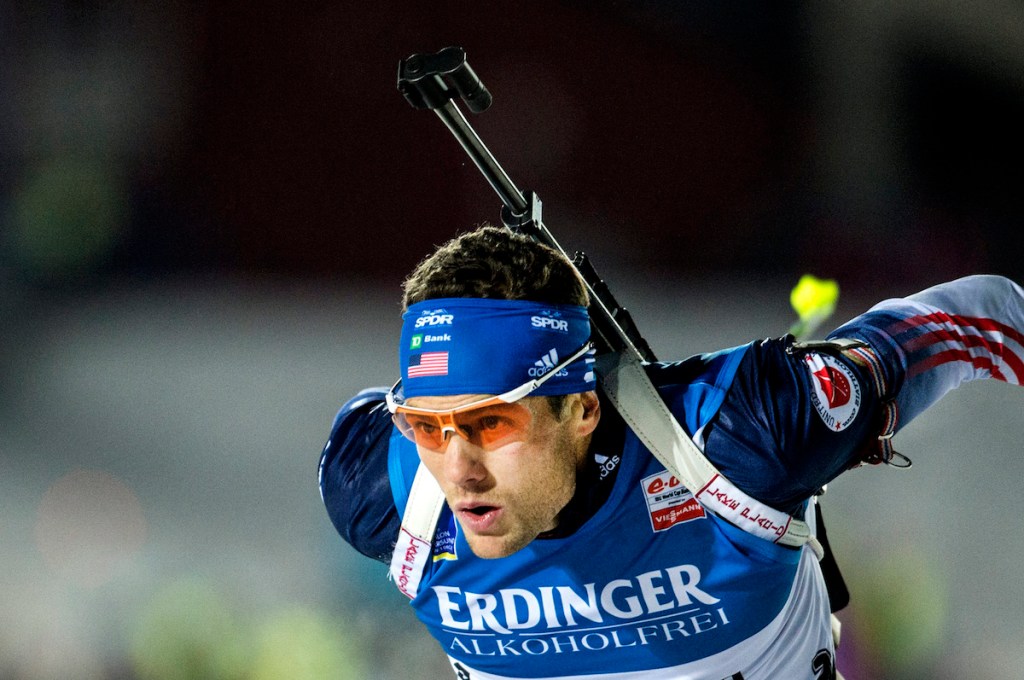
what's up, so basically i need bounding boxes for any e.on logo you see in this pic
[646,474,681,496]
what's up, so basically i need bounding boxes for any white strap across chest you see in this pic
[389,465,445,599]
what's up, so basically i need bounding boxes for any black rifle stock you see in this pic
[397,46,656,362]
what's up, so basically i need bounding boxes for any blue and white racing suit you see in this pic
[319,275,1024,679]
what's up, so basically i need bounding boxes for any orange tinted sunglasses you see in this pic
[385,342,592,451]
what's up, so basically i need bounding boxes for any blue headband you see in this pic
[398,298,595,398]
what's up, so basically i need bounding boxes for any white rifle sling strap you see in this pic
[597,351,821,555]
[389,464,446,599]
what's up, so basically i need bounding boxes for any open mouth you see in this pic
[457,504,502,531]
[465,505,496,516]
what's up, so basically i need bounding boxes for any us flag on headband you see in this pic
[408,352,449,378]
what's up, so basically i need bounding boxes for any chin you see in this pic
[467,534,531,560]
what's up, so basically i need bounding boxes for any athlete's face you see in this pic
[407,391,600,559]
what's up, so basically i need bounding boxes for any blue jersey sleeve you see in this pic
[703,338,883,515]
[318,388,399,564]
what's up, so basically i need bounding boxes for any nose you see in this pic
[442,434,488,489]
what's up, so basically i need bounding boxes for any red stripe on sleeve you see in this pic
[909,348,1008,382]
[899,311,1024,384]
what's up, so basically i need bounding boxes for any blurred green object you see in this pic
[8,155,127,281]
[130,578,248,680]
[249,607,365,680]
[854,549,949,676]
[130,578,366,680]
[789,274,840,340]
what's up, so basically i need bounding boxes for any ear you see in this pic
[575,390,601,437]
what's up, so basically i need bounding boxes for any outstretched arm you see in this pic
[706,275,1024,513]
[829,274,1024,436]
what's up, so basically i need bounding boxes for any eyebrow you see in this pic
[404,395,494,409]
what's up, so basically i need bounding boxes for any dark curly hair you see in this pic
[402,225,589,310]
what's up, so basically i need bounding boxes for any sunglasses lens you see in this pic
[394,412,448,449]
[393,402,533,451]
[453,403,532,448]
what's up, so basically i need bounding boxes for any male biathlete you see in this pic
[320,225,1024,679]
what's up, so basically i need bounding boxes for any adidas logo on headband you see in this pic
[529,349,568,378]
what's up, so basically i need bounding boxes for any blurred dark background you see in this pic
[4,1,1021,292]
[2,2,1023,679]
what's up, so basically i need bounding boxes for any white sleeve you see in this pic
[829,274,1024,432]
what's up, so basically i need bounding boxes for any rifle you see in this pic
[396,46,656,363]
